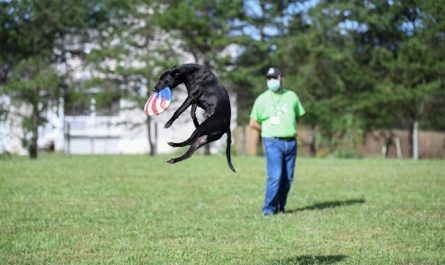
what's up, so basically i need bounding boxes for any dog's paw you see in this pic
[164,120,173,129]
[165,159,176,164]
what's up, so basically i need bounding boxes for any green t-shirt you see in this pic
[250,89,305,138]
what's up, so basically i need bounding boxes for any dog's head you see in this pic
[153,66,182,92]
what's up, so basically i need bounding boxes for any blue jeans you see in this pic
[262,138,297,214]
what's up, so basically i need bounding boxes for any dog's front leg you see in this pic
[165,96,195,128]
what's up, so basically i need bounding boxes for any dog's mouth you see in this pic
[154,84,170,93]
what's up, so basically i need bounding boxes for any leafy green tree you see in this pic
[344,0,445,157]
[264,1,363,155]
[0,0,121,158]
[83,1,179,155]
[272,0,445,157]
[155,0,244,68]
[228,1,302,155]
[2,57,60,158]
[230,0,298,124]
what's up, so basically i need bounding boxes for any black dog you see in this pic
[153,64,236,172]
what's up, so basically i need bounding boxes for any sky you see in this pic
[240,0,320,40]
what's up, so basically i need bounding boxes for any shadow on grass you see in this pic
[272,255,347,265]
[286,199,365,213]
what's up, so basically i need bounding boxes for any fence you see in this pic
[64,116,122,154]
[233,126,445,159]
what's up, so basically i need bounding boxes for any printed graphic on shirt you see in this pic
[269,103,288,125]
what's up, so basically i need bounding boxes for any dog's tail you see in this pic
[226,129,236,173]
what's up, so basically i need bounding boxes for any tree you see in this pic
[345,0,445,158]
[2,57,60,158]
[82,1,180,156]
[273,0,445,157]
[263,1,365,155]
[230,0,299,124]
[227,1,303,155]
[0,0,124,158]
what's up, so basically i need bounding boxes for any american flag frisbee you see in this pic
[144,87,172,116]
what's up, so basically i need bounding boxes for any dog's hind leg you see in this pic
[166,135,208,164]
[166,133,222,164]
[167,126,203,148]
[167,115,222,148]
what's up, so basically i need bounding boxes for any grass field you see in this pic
[0,154,444,264]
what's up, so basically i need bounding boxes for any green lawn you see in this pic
[0,154,444,264]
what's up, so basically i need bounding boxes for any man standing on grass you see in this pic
[249,67,305,216]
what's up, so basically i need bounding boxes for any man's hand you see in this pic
[249,119,261,131]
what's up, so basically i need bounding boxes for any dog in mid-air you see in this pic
[153,64,236,172]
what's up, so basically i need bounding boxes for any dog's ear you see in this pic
[170,66,182,78]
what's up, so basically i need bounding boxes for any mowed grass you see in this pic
[0,154,444,265]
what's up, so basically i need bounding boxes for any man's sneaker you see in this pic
[263,211,275,216]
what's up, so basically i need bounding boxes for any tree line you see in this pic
[1,0,444,159]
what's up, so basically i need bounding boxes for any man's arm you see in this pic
[249,118,261,131]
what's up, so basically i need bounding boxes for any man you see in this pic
[249,67,305,215]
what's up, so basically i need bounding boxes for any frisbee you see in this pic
[144,86,172,116]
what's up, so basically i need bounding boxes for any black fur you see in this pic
[153,64,236,172]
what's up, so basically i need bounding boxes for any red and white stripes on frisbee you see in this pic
[144,87,172,116]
